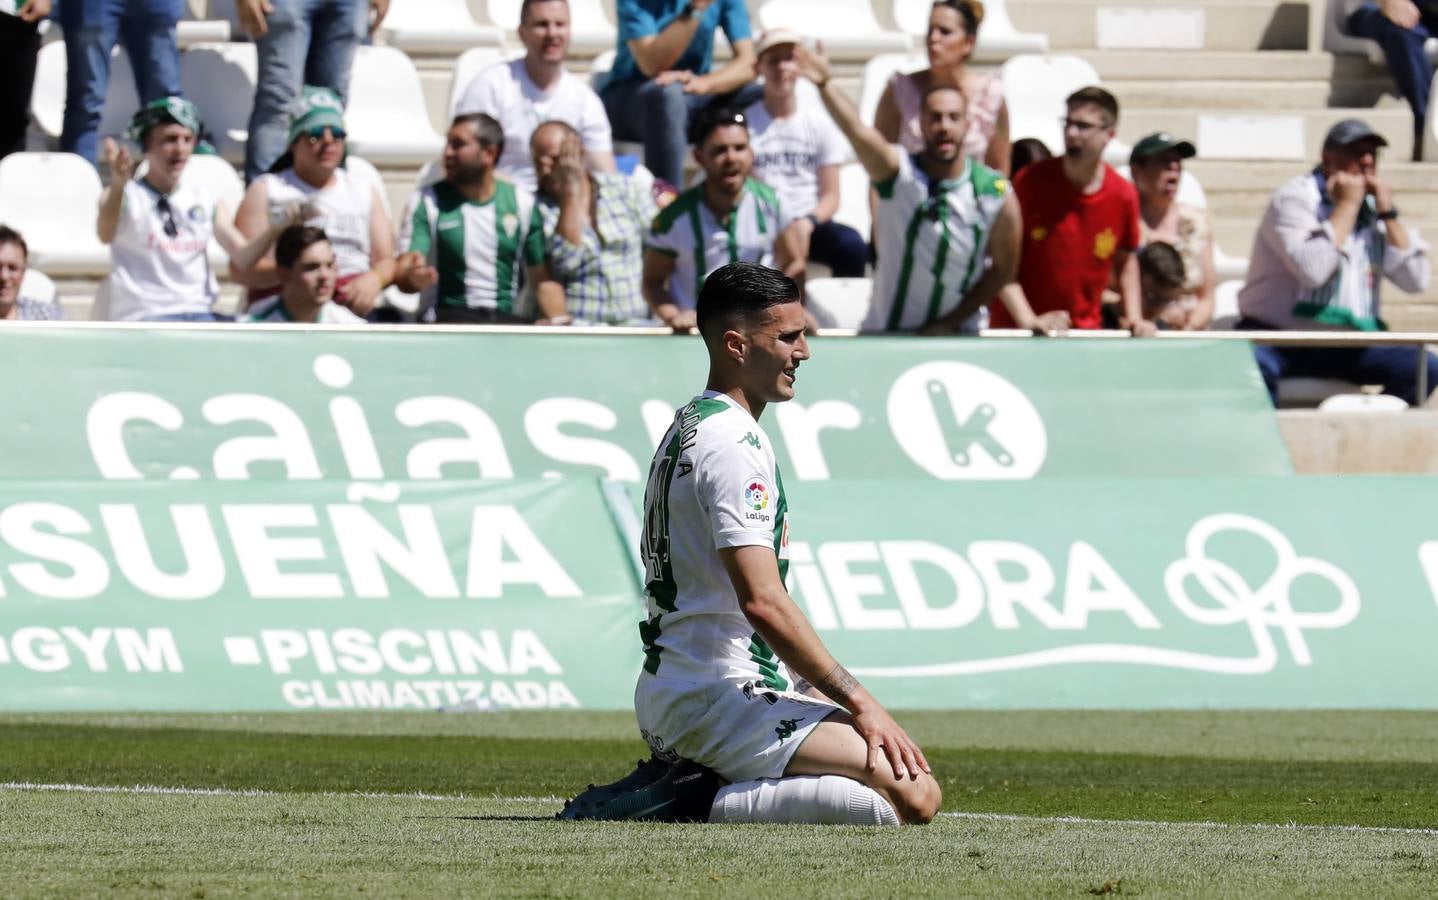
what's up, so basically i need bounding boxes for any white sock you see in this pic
[708,775,900,826]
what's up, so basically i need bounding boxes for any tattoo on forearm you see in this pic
[816,663,860,703]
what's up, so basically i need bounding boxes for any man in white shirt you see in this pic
[455,0,616,192]
[245,225,366,324]
[1237,119,1434,405]
[744,30,866,278]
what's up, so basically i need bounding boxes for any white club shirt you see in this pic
[107,178,218,321]
[256,167,375,278]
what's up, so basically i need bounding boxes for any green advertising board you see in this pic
[0,327,1290,483]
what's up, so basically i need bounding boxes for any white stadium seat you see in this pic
[805,278,873,330]
[1318,393,1408,412]
[1000,54,1101,154]
[447,46,525,120]
[832,161,871,240]
[1427,69,1438,162]
[345,46,445,166]
[179,42,257,164]
[30,42,140,142]
[378,0,503,54]
[176,19,231,47]
[0,153,109,275]
[18,269,58,306]
[1210,279,1242,330]
[344,154,393,219]
[480,0,616,52]
[891,0,1047,61]
[756,0,911,59]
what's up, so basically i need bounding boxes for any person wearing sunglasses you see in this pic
[233,86,397,318]
[96,98,301,322]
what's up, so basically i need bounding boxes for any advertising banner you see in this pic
[0,479,642,711]
[0,327,1289,484]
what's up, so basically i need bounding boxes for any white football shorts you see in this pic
[635,673,842,783]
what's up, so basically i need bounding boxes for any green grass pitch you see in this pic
[3,711,1437,897]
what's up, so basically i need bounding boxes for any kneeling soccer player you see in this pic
[558,262,941,826]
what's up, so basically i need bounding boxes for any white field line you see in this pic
[4,782,1438,838]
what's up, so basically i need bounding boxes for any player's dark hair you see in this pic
[0,224,27,260]
[276,225,330,269]
[1010,138,1051,177]
[1138,241,1186,291]
[690,106,747,147]
[1066,86,1120,125]
[519,0,565,26]
[696,262,800,343]
[453,112,506,160]
[932,0,982,36]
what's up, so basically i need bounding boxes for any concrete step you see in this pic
[1007,0,1311,52]
[1108,79,1330,110]
[1113,107,1415,160]
[1188,159,1438,192]
[1082,49,1335,81]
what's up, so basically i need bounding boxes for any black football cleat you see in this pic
[556,754,672,821]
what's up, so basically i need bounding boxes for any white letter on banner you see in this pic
[773,401,861,480]
[312,354,385,480]
[449,630,508,674]
[881,541,984,629]
[969,541,1069,629]
[85,392,183,479]
[261,630,309,673]
[396,398,514,479]
[1418,542,1438,610]
[786,541,838,629]
[116,628,183,672]
[510,629,563,674]
[204,395,322,479]
[59,626,111,671]
[100,504,225,600]
[1,503,110,599]
[641,400,676,449]
[1063,541,1161,629]
[819,542,904,630]
[12,627,68,671]
[223,505,342,598]
[379,630,431,675]
[465,506,580,598]
[333,628,383,674]
[327,505,459,599]
[523,399,640,481]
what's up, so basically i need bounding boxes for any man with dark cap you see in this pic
[1237,118,1434,405]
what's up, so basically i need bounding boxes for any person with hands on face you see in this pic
[97,98,306,322]
[234,86,397,318]
[797,42,1021,336]
[642,106,792,333]
[394,113,563,325]
[558,262,941,827]
[531,120,658,325]
[992,87,1149,336]
[0,0,50,160]
[1237,118,1434,405]
[239,0,388,180]
[600,0,764,188]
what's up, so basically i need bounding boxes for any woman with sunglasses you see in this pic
[97,97,301,322]
[233,86,397,318]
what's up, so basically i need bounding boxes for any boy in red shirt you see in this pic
[992,87,1152,335]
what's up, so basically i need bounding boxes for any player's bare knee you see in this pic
[894,775,941,825]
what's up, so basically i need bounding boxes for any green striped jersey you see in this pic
[869,154,1009,332]
[645,178,784,310]
[638,391,791,688]
[399,179,546,314]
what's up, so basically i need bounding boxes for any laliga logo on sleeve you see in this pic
[744,480,769,511]
[886,361,1047,480]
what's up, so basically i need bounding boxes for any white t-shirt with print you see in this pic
[743,100,848,220]
[256,167,374,278]
[455,59,614,193]
[107,178,218,321]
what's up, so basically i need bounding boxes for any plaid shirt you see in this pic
[537,172,657,325]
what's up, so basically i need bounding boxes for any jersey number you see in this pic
[641,454,674,586]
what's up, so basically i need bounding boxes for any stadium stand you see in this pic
[344,46,445,167]
[378,0,504,55]
[998,53,1102,155]
[0,151,108,276]
[803,276,873,330]
[890,0,1049,60]
[29,42,140,144]
[754,0,911,59]
[446,46,522,120]
[178,42,257,163]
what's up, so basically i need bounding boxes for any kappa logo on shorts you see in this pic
[774,717,805,743]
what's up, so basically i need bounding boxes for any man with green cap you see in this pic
[98,98,302,322]
[234,85,397,318]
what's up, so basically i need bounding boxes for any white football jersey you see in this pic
[107,178,218,321]
[258,167,374,277]
[639,391,792,689]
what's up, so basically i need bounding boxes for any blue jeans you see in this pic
[600,78,764,188]
[244,0,366,181]
[1346,3,1438,151]
[1239,319,1438,406]
[809,219,868,278]
[58,0,182,164]
[141,311,231,321]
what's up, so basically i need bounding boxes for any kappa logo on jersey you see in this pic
[738,432,762,449]
[887,361,1047,480]
[744,480,769,512]
[501,213,519,238]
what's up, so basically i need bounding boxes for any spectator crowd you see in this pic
[0,0,1434,405]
